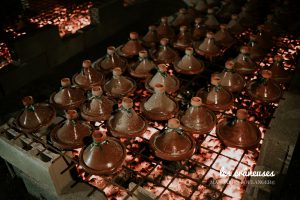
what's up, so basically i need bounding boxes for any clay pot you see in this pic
[192,17,207,41]
[218,60,245,93]
[80,86,114,122]
[247,70,283,103]
[270,55,292,83]
[227,14,244,34]
[149,118,196,161]
[50,110,93,150]
[145,64,180,94]
[214,24,235,49]
[15,96,56,134]
[216,109,261,149]
[73,60,104,90]
[50,78,85,110]
[104,67,136,98]
[234,46,258,75]
[142,25,159,49]
[248,35,265,61]
[107,97,147,138]
[255,25,273,50]
[204,9,219,31]
[195,32,222,59]
[180,97,216,134]
[195,0,207,13]
[173,25,193,51]
[172,8,193,28]
[157,17,176,41]
[197,75,234,111]
[153,38,180,64]
[174,47,205,75]
[117,32,144,58]
[94,46,127,73]
[141,84,179,121]
[79,130,126,175]
[129,50,156,78]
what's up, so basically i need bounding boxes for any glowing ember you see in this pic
[0,43,13,69]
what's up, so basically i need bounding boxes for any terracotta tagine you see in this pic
[73,60,104,90]
[269,55,292,83]
[174,47,205,75]
[195,32,222,59]
[216,109,261,149]
[192,17,207,41]
[149,118,196,161]
[51,110,92,150]
[107,97,147,138]
[248,34,265,61]
[173,25,193,51]
[117,32,144,58]
[146,64,180,94]
[197,75,234,111]
[180,97,216,134]
[142,25,159,49]
[15,96,56,134]
[204,9,219,31]
[79,130,126,175]
[94,46,127,73]
[157,16,176,41]
[255,25,273,51]
[172,8,193,28]
[104,67,136,98]
[234,46,258,75]
[153,38,180,64]
[195,0,208,13]
[227,14,244,35]
[80,86,114,122]
[129,50,156,78]
[219,60,245,93]
[50,78,85,110]
[214,24,235,49]
[247,70,283,103]
[141,84,179,121]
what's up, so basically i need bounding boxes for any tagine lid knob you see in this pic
[220,24,227,29]
[130,32,139,40]
[107,46,116,55]
[180,25,188,32]
[211,75,221,86]
[261,70,272,79]
[66,110,78,120]
[22,96,34,106]
[139,50,148,58]
[207,8,214,14]
[240,46,250,54]
[157,64,168,72]
[231,14,238,20]
[274,55,282,62]
[236,109,248,120]
[195,17,203,24]
[161,16,168,23]
[112,67,123,76]
[179,8,187,14]
[82,60,92,68]
[154,83,165,93]
[168,118,180,129]
[122,97,133,109]
[225,60,235,69]
[191,96,202,106]
[148,25,156,31]
[92,86,103,96]
[160,38,169,46]
[92,130,107,143]
[185,47,194,55]
[206,32,214,39]
[61,78,71,87]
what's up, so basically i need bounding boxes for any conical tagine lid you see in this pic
[227,14,244,34]
[73,60,104,90]
[195,32,221,58]
[107,97,147,138]
[197,75,234,111]
[247,70,283,103]
[94,46,127,73]
[248,35,266,61]
[157,16,176,41]
[129,50,156,78]
[173,25,193,51]
[219,60,245,93]
[192,17,207,41]
[204,9,219,30]
[146,64,180,94]
[234,46,258,75]
[15,96,56,133]
[216,109,261,149]
[80,86,114,122]
[143,25,159,49]
[149,118,196,161]
[174,47,205,75]
[180,97,216,134]
[154,38,180,64]
[141,84,179,121]
[117,32,144,58]
[79,130,126,175]
[270,55,292,83]
[214,24,235,48]
[104,68,136,98]
[172,8,193,27]
[50,78,85,110]
[51,110,92,150]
